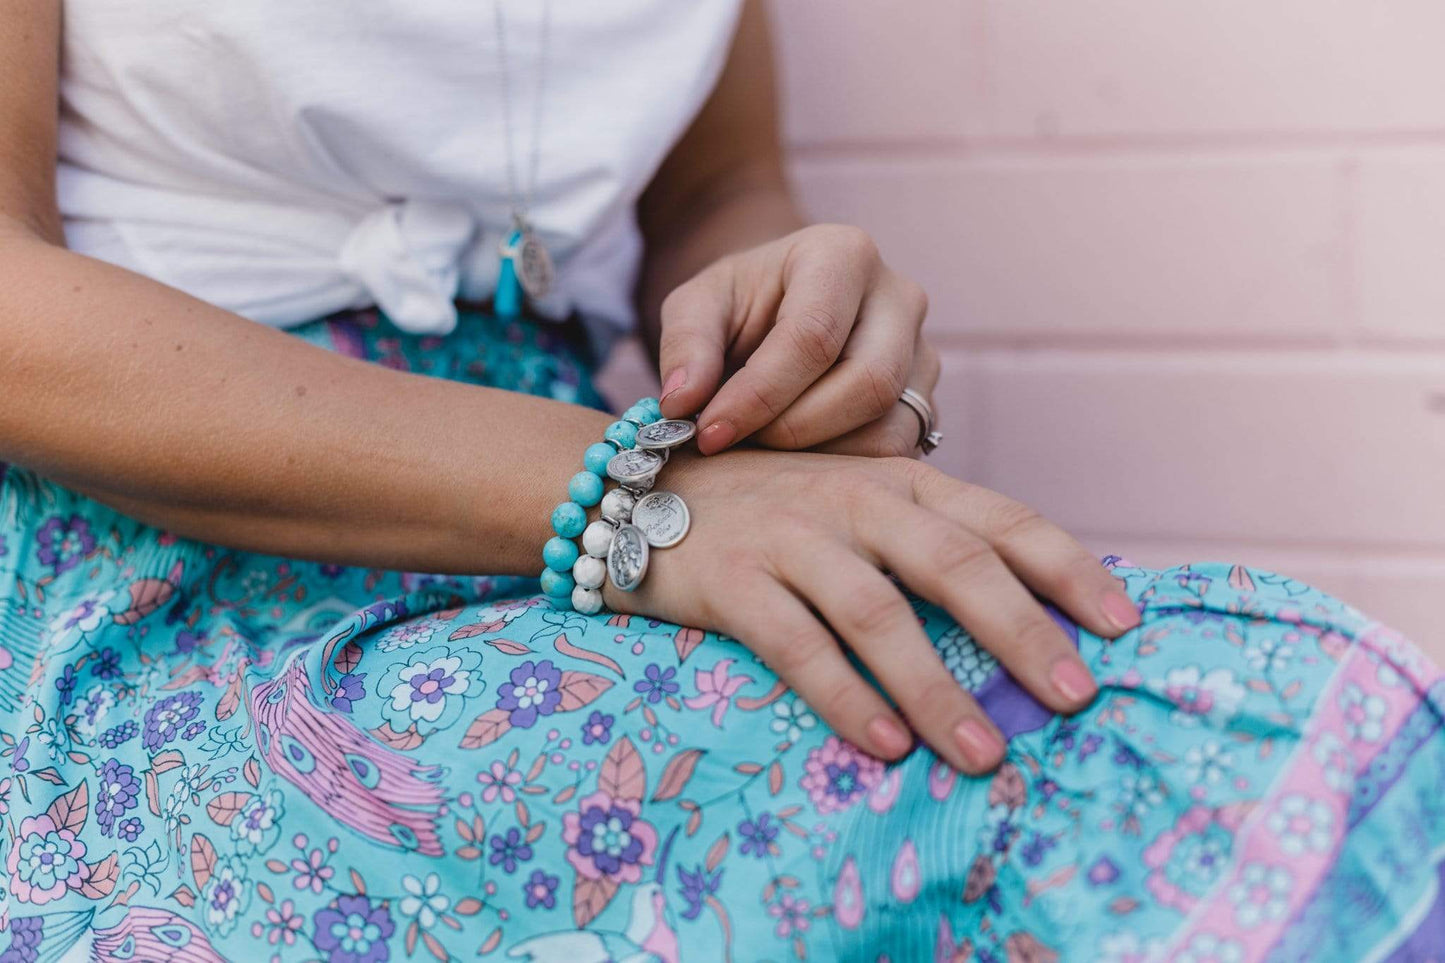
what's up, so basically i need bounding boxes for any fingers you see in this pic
[910,469,1142,641]
[811,335,940,458]
[727,576,914,761]
[756,273,928,451]
[694,234,870,454]
[855,498,1099,719]
[780,545,1007,774]
[656,267,734,420]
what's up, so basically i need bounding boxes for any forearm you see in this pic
[0,228,611,575]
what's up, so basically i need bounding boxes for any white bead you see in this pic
[571,585,604,615]
[572,554,606,590]
[600,487,636,523]
[582,520,614,558]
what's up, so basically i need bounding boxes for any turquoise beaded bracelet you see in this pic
[541,396,664,611]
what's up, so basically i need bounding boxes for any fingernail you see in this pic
[1049,657,1098,705]
[954,718,1004,771]
[660,368,687,403]
[867,716,912,758]
[697,420,736,454]
[1102,591,1141,632]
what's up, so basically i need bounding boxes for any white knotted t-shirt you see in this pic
[56,0,742,346]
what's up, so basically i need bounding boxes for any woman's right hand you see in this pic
[604,449,1141,774]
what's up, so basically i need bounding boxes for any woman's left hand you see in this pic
[656,223,938,458]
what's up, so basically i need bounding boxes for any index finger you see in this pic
[695,247,868,454]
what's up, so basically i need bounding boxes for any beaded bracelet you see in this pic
[541,396,696,614]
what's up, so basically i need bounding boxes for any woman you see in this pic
[0,2,1440,960]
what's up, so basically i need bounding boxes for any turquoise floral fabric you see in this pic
[2,308,1443,962]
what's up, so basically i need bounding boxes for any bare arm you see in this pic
[635,0,803,344]
[0,4,610,576]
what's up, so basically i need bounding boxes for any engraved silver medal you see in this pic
[630,491,690,548]
[635,419,696,450]
[607,523,649,591]
[516,230,554,300]
[606,448,663,487]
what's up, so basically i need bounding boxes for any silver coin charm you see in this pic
[606,448,663,486]
[606,523,650,592]
[516,229,554,300]
[635,419,697,450]
[631,491,690,548]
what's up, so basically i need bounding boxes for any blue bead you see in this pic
[583,442,615,477]
[551,502,586,538]
[568,471,604,506]
[638,396,662,420]
[604,420,637,448]
[540,568,575,599]
[543,536,579,573]
[622,405,650,426]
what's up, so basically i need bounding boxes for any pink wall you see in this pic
[599,0,1445,652]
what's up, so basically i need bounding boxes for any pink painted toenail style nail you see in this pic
[1102,591,1141,632]
[1050,658,1098,704]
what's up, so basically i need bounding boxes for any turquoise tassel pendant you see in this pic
[495,228,525,320]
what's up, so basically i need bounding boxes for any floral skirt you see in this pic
[2,308,1443,963]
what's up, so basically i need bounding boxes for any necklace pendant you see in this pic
[495,230,525,320]
[514,225,554,300]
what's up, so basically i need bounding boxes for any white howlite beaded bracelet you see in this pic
[542,397,696,614]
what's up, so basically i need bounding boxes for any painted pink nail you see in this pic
[867,716,912,758]
[1050,658,1098,705]
[1102,591,1141,632]
[697,420,736,453]
[954,718,1003,770]
[660,367,687,402]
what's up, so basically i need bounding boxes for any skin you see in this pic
[0,0,1139,773]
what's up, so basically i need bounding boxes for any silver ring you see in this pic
[897,387,943,455]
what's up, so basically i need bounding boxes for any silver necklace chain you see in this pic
[493,0,551,229]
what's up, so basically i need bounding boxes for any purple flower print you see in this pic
[522,869,558,910]
[95,759,141,836]
[54,665,77,706]
[91,647,122,679]
[1087,856,1120,886]
[1020,832,1055,867]
[12,736,30,773]
[799,737,884,816]
[738,813,778,858]
[677,863,723,920]
[312,895,394,963]
[35,515,95,575]
[633,663,679,704]
[580,710,613,746]
[142,691,203,750]
[495,660,563,728]
[408,667,455,708]
[182,721,207,741]
[331,673,367,713]
[173,631,204,655]
[98,721,137,749]
[488,827,533,874]
[117,817,144,842]
[562,791,659,884]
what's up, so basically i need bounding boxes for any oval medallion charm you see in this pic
[631,491,690,548]
[635,419,697,450]
[607,523,649,592]
[516,230,554,300]
[606,448,663,486]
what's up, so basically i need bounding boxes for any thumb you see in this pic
[656,271,731,419]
